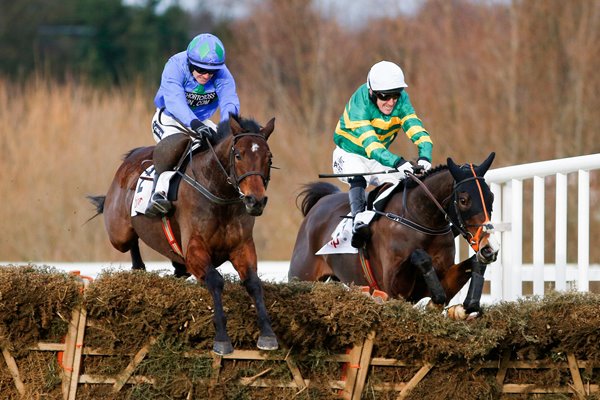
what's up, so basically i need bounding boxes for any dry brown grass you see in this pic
[0,77,343,262]
[0,78,152,261]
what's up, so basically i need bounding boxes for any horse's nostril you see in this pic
[243,196,257,207]
[478,245,498,263]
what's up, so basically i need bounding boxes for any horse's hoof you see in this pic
[257,335,279,351]
[466,311,480,321]
[213,340,234,355]
[446,304,467,320]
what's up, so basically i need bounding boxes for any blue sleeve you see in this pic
[159,59,198,126]
[215,66,240,122]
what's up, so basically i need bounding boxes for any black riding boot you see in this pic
[145,172,172,217]
[348,177,370,248]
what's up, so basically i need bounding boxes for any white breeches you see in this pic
[332,146,404,186]
[151,108,217,143]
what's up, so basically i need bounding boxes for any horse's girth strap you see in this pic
[359,250,380,291]
[161,217,184,258]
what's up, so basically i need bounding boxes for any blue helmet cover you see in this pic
[187,33,226,70]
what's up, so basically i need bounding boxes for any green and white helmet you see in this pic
[367,61,407,94]
[187,33,226,70]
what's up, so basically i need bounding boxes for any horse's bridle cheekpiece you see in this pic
[228,132,272,190]
[449,164,493,252]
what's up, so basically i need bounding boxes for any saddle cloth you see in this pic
[130,139,205,216]
[131,167,176,216]
[315,180,401,255]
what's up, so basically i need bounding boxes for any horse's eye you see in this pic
[458,193,471,208]
[235,152,242,161]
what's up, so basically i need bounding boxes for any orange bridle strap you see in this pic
[467,164,490,252]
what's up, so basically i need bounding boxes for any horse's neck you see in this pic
[188,138,235,193]
[403,170,454,224]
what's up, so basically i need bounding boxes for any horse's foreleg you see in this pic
[130,240,145,271]
[411,249,446,305]
[242,270,279,350]
[461,256,487,313]
[172,262,190,278]
[439,255,485,314]
[204,266,233,355]
[231,245,278,351]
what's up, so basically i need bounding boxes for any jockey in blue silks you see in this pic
[146,33,240,217]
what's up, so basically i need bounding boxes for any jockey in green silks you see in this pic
[332,60,433,248]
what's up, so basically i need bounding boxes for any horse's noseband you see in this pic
[228,132,272,191]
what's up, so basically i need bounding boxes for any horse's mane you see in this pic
[402,164,448,189]
[213,115,262,145]
[368,164,449,210]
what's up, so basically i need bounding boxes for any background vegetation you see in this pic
[0,0,598,263]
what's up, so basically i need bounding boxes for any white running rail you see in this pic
[455,153,600,303]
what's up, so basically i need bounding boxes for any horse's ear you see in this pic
[447,157,464,181]
[260,117,275,140]
[447,157,458,171]
[475,152,495,176]
[229,113,243,136]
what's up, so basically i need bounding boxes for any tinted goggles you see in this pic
[374,90,402,101]
[189,64,217,75]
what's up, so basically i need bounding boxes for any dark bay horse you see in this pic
[88,114,278,355]
[288,153,499,317]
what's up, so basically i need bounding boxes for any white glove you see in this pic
[395,161,414,175]
[417,159,432,171]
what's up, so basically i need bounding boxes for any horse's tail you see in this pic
[296,182,340,217]
[86,195,106,222]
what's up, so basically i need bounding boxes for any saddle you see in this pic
[367,180,405,215]
[154,133,207,201]
[315,181,404,255]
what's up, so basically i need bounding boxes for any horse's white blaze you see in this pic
[251,143,259,152]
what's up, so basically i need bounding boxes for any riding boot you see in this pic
[349,185,371,248]
[145,172,172,217]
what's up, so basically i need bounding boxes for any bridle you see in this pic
[178,132,272,205]
[227,133,272,190]
[448,164,492,252]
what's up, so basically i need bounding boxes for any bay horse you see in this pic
[88,114,278,355]
[288,153,499,317]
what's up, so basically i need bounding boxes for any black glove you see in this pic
[190,119,214,141]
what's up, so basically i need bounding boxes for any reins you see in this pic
[373,172,452,236]
[376,168,492,251]
[157,109,271,205]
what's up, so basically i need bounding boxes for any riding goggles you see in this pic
[374,89,403,101]
[189,64,217,76]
